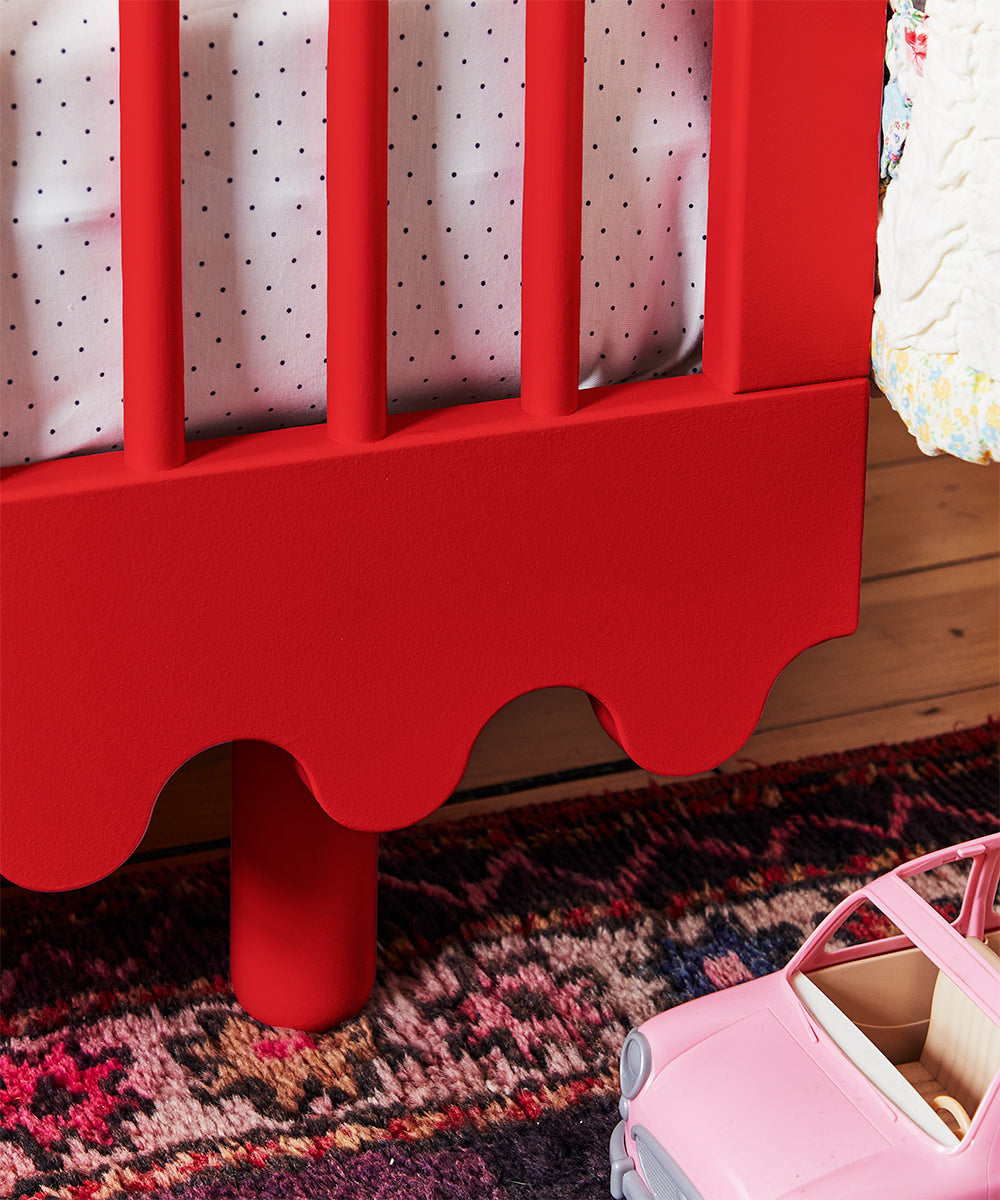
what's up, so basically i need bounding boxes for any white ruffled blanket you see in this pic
[873,0,1000,463]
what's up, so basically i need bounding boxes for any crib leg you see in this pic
[229,740,378,1031]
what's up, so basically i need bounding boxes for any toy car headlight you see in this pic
[619,1029,653,1099]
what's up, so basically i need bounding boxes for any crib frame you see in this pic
[0,0,887,1030]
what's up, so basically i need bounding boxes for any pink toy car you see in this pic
[611,833,1000,1199]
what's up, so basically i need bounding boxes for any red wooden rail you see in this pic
[118,0,592,453]
[521,0,586,418]
[118,0,186,471]
[327,0,389,444]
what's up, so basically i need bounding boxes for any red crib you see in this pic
[0,0,887,1031]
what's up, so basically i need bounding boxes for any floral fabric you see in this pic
[881,0,927,182]
[873,0,1000,464]
[872,314,999,465]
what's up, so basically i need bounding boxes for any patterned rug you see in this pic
[3,722,998,1200]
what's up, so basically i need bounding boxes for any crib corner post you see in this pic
[229,741,379,1031]
[703,0,886,393]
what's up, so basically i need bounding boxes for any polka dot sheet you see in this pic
[2,0,712,466]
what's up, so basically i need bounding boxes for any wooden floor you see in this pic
[134,387,999,864]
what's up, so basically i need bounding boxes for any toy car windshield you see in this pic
[786,837,1000,1146]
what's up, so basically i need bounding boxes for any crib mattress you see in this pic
[1,0,713,467]
[873,0,1000,463]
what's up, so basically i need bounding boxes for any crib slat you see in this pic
[327,0,388,444]
[520,0,585,418]
[119,0,186,471]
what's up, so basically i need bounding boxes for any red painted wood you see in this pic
[326,0,388,444]
[0,2,884,1028]
[520,0,585,418]
[230,741,378,1031]
[1,372,868,897]
[703,0,887,393]
[119,0,186,471]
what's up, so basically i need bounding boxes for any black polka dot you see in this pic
[4,0,710,461]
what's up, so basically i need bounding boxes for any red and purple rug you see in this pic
[2,722,998,1199]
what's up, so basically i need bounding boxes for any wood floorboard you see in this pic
[123,389,999,861]
[433,687,1000,825]
[445,564,999,793]
[760,559,998,726]
[862,457,998,579]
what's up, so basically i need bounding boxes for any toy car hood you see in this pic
[630,974,898,1199]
